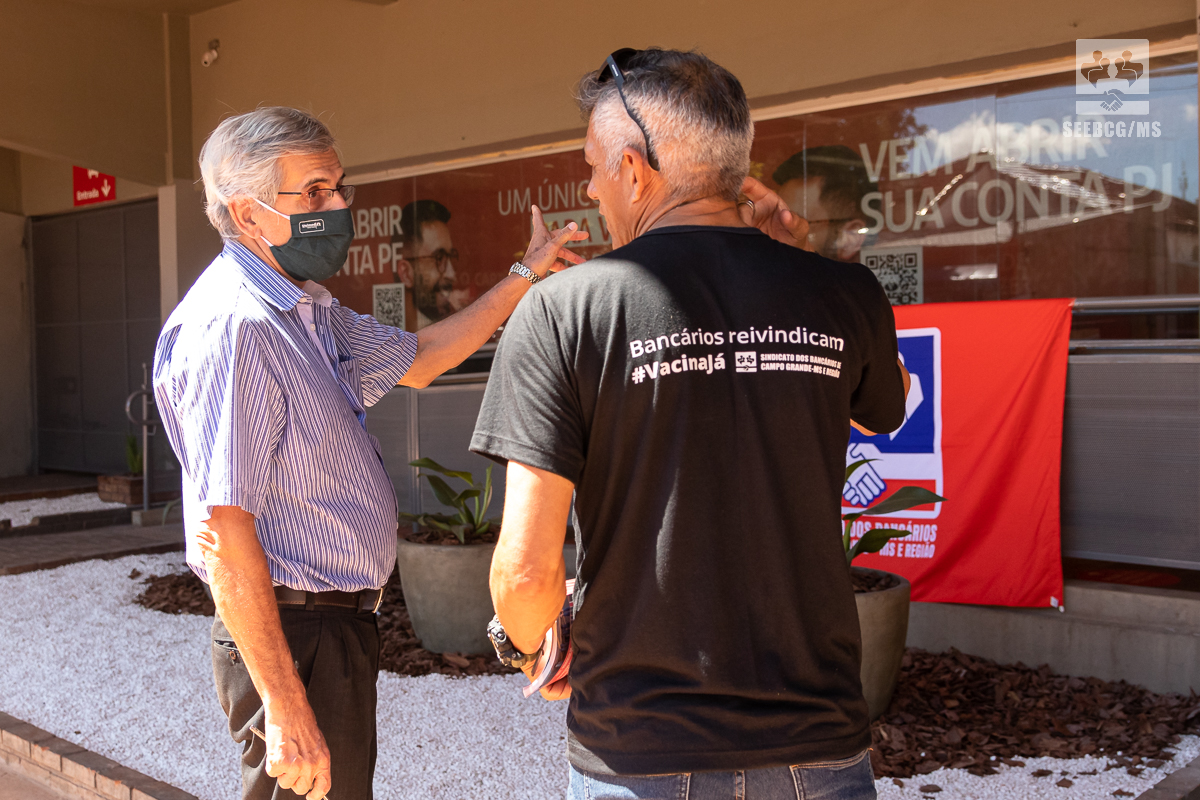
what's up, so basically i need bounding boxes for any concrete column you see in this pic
[158,179,221,322]
[156,12,220,323]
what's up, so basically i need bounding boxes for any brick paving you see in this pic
[0,524,184,575]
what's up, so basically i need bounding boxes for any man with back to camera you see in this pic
[473,49,910,799]
[152,106,584,800]
[773,144,877,264]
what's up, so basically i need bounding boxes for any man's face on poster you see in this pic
[405,220,461,322]
[777,177,867,263]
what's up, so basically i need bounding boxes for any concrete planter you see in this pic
[395,537,497,655]
[395,538,579,656]
[853,566,911,720]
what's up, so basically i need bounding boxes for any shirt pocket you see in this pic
[335,356,366,417]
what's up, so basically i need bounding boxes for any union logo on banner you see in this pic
[843,327,943,518]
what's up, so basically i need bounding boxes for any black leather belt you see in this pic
[274,585,384,613]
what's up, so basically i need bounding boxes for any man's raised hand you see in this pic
[523,206,590,278]
[738,177,811,250]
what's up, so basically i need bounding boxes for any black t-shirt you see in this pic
[471,226,905,775]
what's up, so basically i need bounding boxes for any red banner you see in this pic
[848,298,1072,607]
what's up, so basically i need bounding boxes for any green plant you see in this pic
[161,497,181,525]
[842,459,946,564]
[399,458,499,544]
[125,435,143,475]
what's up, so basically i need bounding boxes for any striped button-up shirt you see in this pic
[154,241,418,592]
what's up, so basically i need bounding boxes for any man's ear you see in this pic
[227,197,261,239]
[395,258,414,288]
[838,219,868,261]
[620,146,655,204]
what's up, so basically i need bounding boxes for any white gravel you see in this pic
[874,742,1200,799]
[0,493,127,527]
[0,554,1194,800]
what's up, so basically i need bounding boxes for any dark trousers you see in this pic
[212,608,380,800]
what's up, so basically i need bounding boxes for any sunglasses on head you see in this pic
[597,48,660,171]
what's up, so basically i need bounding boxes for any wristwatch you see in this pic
[487,614,543,668]
[509,261,542,285]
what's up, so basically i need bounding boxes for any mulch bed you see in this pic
[871,647,1200,779]
[131,567,514,678]
[133,570,1200,779]
[130,568,215,616]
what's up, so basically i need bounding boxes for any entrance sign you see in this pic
[849,298,1073,607]
[72,167,116,207]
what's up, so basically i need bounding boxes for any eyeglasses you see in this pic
[411,247,458,276]
[275,185,356,213]
[596,48,660,171]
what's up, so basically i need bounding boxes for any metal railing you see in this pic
[124,363,156,511]
[1070,295,1200,354]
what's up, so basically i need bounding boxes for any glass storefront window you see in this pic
[753,51,1198,338]
[327,52,1197,341]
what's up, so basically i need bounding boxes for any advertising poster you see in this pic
[331,152,609,332]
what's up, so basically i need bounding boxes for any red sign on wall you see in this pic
[72,167,116,207]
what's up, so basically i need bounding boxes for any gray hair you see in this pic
[575,49,753,203]
[198,107,337,239]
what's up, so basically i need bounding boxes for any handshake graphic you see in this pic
[844,443,887,507]
[1100,89,1127,112]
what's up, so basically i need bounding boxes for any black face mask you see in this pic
[257,200,354,283]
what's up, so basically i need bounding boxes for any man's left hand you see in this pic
[737,177,810,249]
[521,654,571,700]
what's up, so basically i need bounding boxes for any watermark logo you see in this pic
[1076,39,1149,115]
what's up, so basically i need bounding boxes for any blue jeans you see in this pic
[567,750,876,800]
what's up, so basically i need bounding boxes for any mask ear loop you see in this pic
[254,198,289,248]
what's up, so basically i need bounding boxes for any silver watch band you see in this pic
[510,261,541,285]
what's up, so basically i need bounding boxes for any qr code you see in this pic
[372,283,406,329]
[861,246,923,305]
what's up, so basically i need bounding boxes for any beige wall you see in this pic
[0,213,33,477]
[189,0,1194,174]
[0,0,169,186]
[19,153,159,219]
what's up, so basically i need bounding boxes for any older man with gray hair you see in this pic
[154,106,583,800]
[474,49,909,799]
